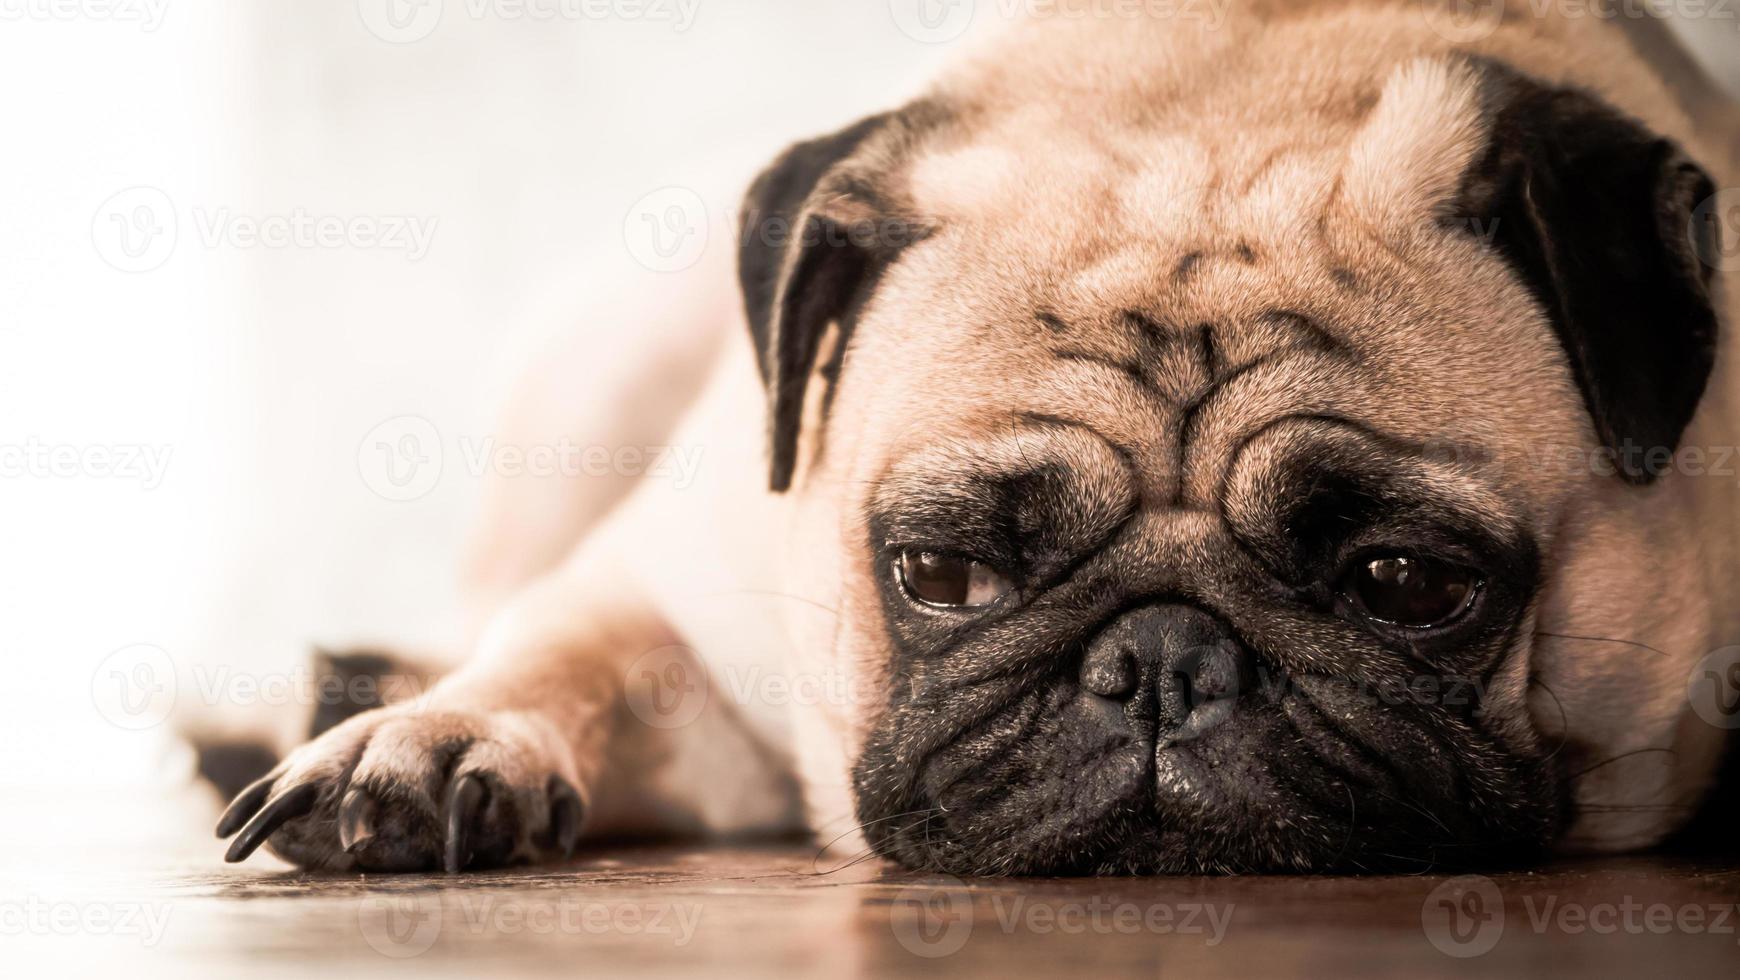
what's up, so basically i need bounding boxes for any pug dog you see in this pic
[213,0,1740,875]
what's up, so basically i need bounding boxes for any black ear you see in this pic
[738,107,936,492]
[1457,61,1722,483]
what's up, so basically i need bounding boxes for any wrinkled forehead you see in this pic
[846,85,1589,519]
[906,111,1348,276]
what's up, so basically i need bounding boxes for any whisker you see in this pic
[713,589,839,617]
[1328,781,1357,867]
[805,805,948,876]
[1007,410,1037,472]
[1571,746,1678,780]
[1535,631,1671,659]
[1577,803,1697,812]
[1369,787,1455,839]
[807,846,883,877]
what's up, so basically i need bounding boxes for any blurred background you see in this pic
[0,2,1735,796]
[0,1,965,794]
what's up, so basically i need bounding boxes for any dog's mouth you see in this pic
[852,653,1567,876]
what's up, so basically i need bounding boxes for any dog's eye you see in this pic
[1343,555,1479,628]
[895,551,1011,609]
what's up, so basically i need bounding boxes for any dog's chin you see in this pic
[856,677,1567,876]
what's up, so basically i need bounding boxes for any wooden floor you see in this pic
[5,790,1738,978]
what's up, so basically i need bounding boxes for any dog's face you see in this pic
[739,37,1728,873]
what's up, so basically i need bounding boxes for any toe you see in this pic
[337,787,378,853]
[441,768,525,872]
[225,781,319,863]
[443,772,488,873]
[543,776,585,859]
[215,771,279,839]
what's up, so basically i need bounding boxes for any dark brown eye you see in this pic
[896,551,1011,609]
[1345,555,1479,628]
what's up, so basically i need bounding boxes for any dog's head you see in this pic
[737,34,1729,874]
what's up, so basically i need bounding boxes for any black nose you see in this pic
[1078,604,1250,742]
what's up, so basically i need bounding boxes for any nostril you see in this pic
[1079,604,1252,741]
[1155,641,1248,732]
[1080,645,1139,700]
[1178,642,1243,707]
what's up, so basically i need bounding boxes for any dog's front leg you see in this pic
[213,564,761,873]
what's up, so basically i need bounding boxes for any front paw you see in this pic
[215,707,584,872]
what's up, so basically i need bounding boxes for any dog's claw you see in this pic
[443,773,487,873]
[212,708,581,872]
[225,781,319,863]
[337,787,377,853]
[215,772,277,839]
[547,777,584,858]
